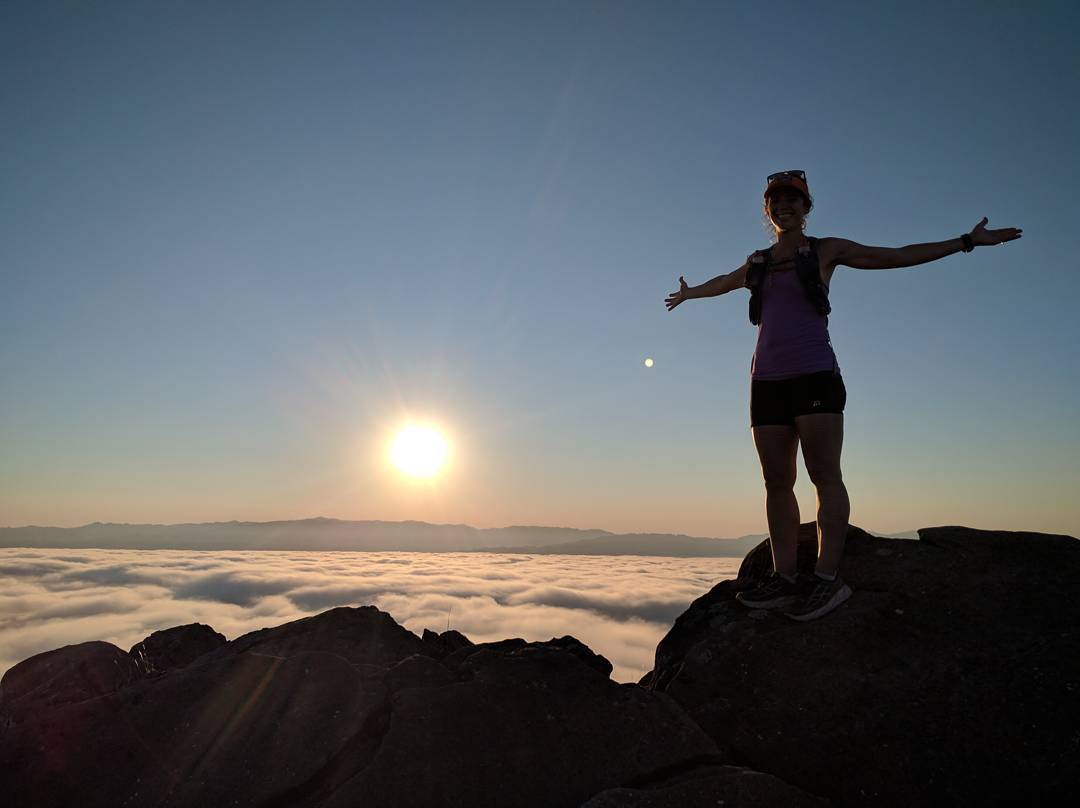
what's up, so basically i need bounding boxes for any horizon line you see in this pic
[0,515,924,541]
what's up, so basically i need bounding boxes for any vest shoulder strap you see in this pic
[745,248,770,292]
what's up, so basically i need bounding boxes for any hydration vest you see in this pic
[744,235,831,326]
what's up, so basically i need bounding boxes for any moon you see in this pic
[389,425,449,478]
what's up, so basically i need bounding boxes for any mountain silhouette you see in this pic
[0,517,766,556]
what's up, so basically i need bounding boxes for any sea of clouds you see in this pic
[0,548,742,684]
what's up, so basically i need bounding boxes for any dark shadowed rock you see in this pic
[420,626,473,659]
[540,634,615,678]
[2,605,729,808]
[647,522,1080,807]
[318,640,722,808]
[440,633,613,679]
[128,622,226,675]
[382,652,456,693]
[581,764,828,807]
[2,648,387,808]
[0,641,142,712]
[441,635,529,670]
[207,604,429,667]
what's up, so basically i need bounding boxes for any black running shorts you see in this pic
[750,369,847,428]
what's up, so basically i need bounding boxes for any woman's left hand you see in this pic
[970,216,1023,247]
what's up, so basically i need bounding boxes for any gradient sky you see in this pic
[2,1,1077,538]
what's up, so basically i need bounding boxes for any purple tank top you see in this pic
[750,264,840,381]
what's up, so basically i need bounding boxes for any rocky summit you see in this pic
[642,523,1080,807]
[1,523,1077,807]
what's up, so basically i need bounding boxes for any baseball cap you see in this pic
[764,170,811,203]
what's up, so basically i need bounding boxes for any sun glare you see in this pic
[389,425,450,478]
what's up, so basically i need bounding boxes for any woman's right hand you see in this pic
[665,276,690,311]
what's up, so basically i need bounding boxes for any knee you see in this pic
[764,476,796,492]
[810,471,845,489]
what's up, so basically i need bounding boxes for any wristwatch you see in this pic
[961,233,974,252]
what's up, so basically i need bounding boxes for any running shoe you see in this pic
[735,572,805,610]
[783,574,852,622]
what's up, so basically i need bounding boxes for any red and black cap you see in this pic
[764,170,810,203]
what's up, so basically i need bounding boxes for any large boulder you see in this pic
[420,626,473,659]
[209,604,428,666]
[645,522,1080,807]
[1,648,387,808]
[441,633,614,679]
[0,641,142,712]
[319,640,727,808]
[128,623,226,675]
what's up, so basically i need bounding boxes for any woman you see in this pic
[664,170,1022,621]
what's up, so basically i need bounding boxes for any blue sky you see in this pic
[2,1,1077,537]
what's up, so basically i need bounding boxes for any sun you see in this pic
[389,424,450,478]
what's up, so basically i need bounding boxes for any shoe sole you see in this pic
[735,593,800,610]
[784,584,852,622]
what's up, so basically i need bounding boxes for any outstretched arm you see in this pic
[825,217,1023,270]
[665,261,749,310]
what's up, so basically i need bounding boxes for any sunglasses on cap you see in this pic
[766,170,806,183]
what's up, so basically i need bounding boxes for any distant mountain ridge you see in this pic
[0,517,773,557]
[475,531,770,557]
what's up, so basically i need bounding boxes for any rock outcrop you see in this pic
[128,622,227,675]
[2,523,1077,807]
[643,523,1080,807]
[1,640,142,710]
[1,606,811,807]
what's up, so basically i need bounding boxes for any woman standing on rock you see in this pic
[664,170,1022,621]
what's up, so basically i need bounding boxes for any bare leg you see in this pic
[766,483,800,577]
[814,481,850,576]
[794,413,848,577]
[752,424,801,578]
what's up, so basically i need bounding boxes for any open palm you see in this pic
[665,276,689,311]
[971,216,1023,247]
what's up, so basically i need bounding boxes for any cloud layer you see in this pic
[0,548,741,683]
